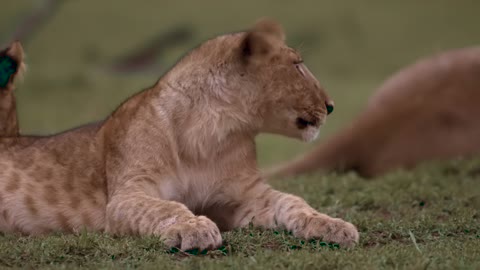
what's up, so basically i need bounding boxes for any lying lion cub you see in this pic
[0,20,358,250]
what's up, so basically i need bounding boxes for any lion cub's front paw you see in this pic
[161,216,222,251]
[293,215,359,248]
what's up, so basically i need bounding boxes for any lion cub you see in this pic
[0,41,25,137]
[0,20,359,250]
[0,41,67,149]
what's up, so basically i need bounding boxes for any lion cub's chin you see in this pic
[301,126,321,142]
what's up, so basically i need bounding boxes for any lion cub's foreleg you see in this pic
[105,179,222,251]
[231,182,359,248]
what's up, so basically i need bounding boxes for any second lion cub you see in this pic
[0,19,359,250]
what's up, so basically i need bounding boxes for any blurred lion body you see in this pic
[267,47,480,178]
[0,21,359,250]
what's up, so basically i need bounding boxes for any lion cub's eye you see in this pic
[294,61,306,77]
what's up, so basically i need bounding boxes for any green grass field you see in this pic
[0,161,479,269]
[1,1,480,269]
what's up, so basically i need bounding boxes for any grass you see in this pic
[0,159,479,269]
[1,0,480,269]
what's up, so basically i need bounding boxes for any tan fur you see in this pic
[0,19,358,249]
[266,46,480,178]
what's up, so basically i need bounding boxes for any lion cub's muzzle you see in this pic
[295,113,327,130]
[296,100,333,130]
[296,116,319,130]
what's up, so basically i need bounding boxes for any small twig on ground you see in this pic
[409,230,422,253]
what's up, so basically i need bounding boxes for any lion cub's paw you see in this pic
[161,216,222,251]
[294,215,359,248]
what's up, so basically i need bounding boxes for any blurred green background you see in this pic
[2,0,480,166]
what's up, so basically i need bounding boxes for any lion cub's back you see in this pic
[0,125,107,234]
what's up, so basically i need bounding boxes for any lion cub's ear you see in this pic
[0,41,26,90]
[241,18,285,64]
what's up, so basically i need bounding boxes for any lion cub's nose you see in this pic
[325,100,334,115]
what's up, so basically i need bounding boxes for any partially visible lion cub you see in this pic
[0,41,89,149]
[0,19,358,250]
[266,46,480,178]
[0,41,25,137]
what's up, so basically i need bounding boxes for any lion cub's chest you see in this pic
[159,163,232,210]
[158,163,243,231]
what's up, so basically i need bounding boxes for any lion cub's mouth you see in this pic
[295,116,320,130]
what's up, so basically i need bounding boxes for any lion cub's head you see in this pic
[234,19,334,142]
[167,19,333,142]
[0,41,25,90]
[0,41,26,136]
